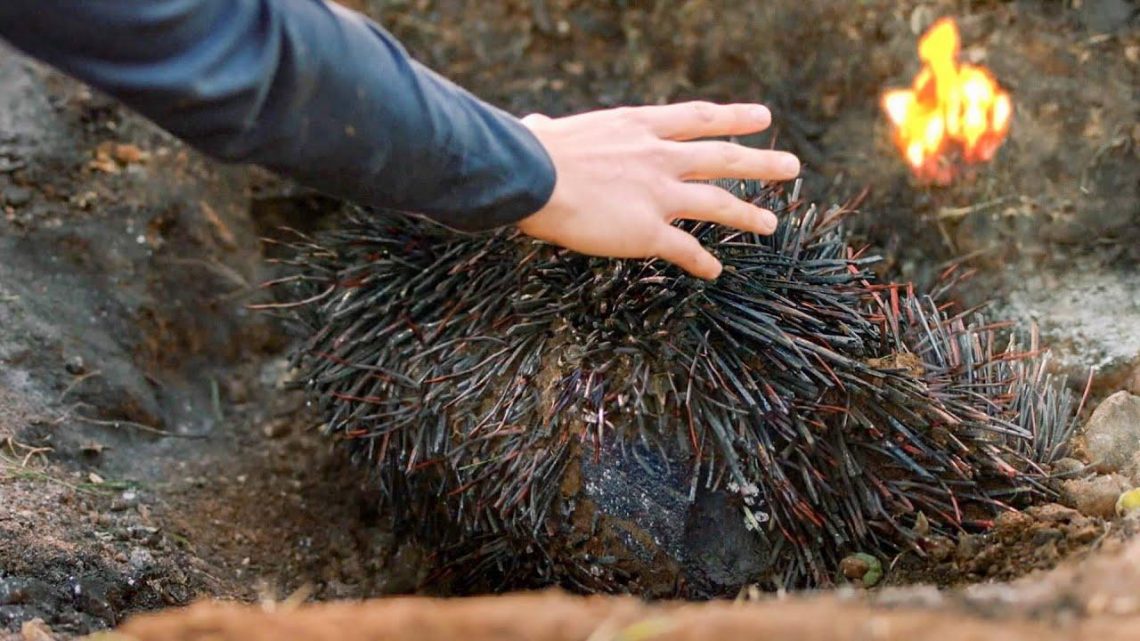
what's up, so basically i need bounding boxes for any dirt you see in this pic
[0,46,408,637]
[0,0,1137,639]
[84,533,1140,640]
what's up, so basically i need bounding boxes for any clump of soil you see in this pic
[887,504,1115,588]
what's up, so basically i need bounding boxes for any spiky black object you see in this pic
[269,181,1078,595]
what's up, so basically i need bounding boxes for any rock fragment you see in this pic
[1082,391,1140,473]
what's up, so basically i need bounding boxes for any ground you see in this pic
[0,0,1137,639]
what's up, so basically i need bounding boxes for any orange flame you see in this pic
[881,18,1012,184]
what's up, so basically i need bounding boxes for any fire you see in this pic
[881,18,1012,183]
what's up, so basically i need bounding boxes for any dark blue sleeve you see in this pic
[0,0,556,232]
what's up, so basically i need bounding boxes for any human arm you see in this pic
[0,0,800,279]
[0,0,554,231]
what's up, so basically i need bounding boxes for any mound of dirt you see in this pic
[106,532,1140,641]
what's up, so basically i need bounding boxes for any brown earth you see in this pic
[1,0,1138,640]
[99,594,1140,641]
[92,531,1140,640]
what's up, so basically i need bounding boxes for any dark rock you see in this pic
[0,578,58,608]
[536,435,778,598]
[0,604,48,629]
[1078,0,1136,33]
[64,355,86,375]
[68,575,122,627]
[2,185,31,208]
[681,489,773,593]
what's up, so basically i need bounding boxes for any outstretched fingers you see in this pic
[629,102,773,141]
[517,101,802,281]
[670,141,801,181]
[665,183,778,235]
[654,225,723,280]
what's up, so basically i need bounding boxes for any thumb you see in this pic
[655,226,723,280]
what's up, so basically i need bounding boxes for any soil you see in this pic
[71,530,1140,640]
[0,0,1137,639]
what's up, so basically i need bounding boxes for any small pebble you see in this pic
[1061,474,1132,518]
[20,618,56,641]
[224,377,250,404]
[112,143,147,165]
[1051,457,1087,477]
[956,534,984,561]
[128,525,162,546]
[994,510,1033,540]
[80,442,106,457]
[1027,503,1083,523]
[262,418,292,439]
[924,535,955,562]
[3,186,32,208]
[1082,391,1140,473]
[65,355,86,375]
[128,547,155,573]
[909,5,936,35]
[109,488,139,511]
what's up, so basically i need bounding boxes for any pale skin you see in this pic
[516,102,802,280]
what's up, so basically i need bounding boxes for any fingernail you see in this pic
[705,257,723,279]
[749,105,771,123]
[758,209,778,233]
[780,153,801,176]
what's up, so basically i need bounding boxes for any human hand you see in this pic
[516,102,800,279]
